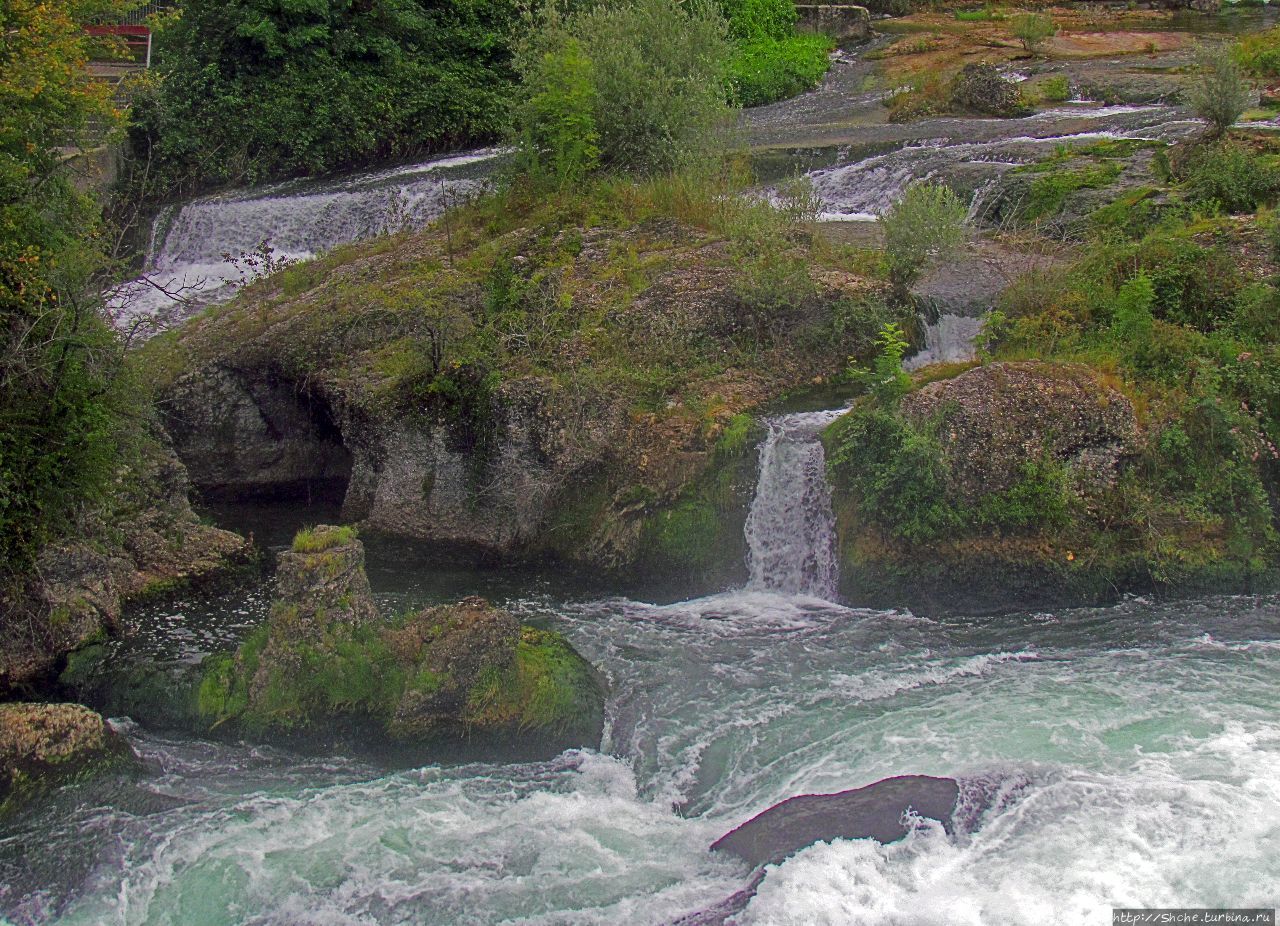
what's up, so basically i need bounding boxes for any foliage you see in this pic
[718,0,795,41]
[880,183,968,296]
[513,35,600,187]
[724,177,820,339]
[849,322,912,403]
[1,0,134,574]
[1186,44,1251,139]
[128,0,520,193]
[513,0,733,179]
[1175,142,1280,214]
[729,34,834,107]
[1009,12,1056,54]
[1235,26,1280,80]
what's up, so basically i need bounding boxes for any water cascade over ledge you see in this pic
[744,409,845,599]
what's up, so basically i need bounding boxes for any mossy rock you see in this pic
[0,703,136,816]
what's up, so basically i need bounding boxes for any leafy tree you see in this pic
[1188,44,1251,139]
[1,0,135,572]
[128,0,521,193]
[513,34,600,186]
[513,0,733,179]
[880,182,968,299]
[1010,12,1056,55]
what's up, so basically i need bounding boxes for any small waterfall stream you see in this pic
[743,408,845,599]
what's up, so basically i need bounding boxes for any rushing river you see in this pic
[2,414,1279,925]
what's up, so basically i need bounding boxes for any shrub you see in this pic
[1235,26,1280,80]
[1111,271,1156,345]
[730,34,834,107]
[825,407,961,544]
[128,0,520,193]
[564,0,734,176]
[513,35,600,187]
[1034,74,1072,104]
[850,322,913,402]
[719,0,796,41]
[881,183,968,296]
[1186,44,1251,138]
[725,177,820,338]
[1010,13,1056,55]
[1177,142,1280,213]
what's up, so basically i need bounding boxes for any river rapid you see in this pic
[2,416,1279,925]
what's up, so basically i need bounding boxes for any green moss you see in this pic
[1016,162,1124,223]
[650,496,721,567]
[715,413,756,459]
[464,628,602,734]
[291,525,358,553]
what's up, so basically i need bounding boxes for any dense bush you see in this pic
[729,34,834,107]
[719,0,833,106]
[1176,142,1280,213]
[1235,26,1280,80]
[1186,44,1251,139]
[129,0,521,192]
[513,0,733,180]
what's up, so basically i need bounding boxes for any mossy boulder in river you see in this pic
[0,703,135,814]
[195,526,605,759]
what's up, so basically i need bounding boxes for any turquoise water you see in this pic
[2,581,1278,925]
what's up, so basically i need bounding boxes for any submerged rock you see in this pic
[194,527,605,759]
[675,776,960,926]
[0,703,134,814]
[711,775,960,869]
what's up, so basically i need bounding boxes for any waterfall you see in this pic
[744,408,845,599]
[114,149,503,329]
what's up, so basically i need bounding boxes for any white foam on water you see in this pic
[742,722,1280,926]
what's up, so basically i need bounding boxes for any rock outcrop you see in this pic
[144,213,873,596]
[0,703,134,814]
[900,361,1139,502]
[193,526,605,759]
[795,4,870,44]
[0,426,252,694]
[826,361,1155,614]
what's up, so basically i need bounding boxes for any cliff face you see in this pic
[0,426,251,694]
[145,199,884,593]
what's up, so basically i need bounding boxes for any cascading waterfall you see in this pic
[115,149,503,328]
[743,408,846,599]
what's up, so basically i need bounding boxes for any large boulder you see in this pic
[0,703,135,814]
[900,361,1139,503]
[194,527,605,759]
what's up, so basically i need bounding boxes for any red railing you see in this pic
[85,24,152,67]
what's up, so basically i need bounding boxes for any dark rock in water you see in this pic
[0,703,135,814]
[710,775,960,870]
